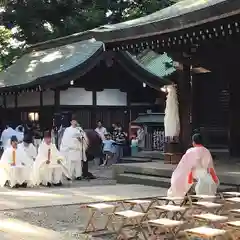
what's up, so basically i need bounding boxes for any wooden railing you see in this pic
[145,131,164,151]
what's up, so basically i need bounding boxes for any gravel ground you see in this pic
[0,204,116,239]
[0,164,125,240]
[0,163,164,240]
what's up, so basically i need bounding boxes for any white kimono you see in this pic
[60,126,88,178]
[0,146,32,187]
[18,142,37,161]
[0,127,18,150]
[32,141,70,186]
[15,126,24,142]
[167,146,219,198]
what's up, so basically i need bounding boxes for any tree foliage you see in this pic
[2,0,177,44]
[0,25,24,70]
[0,0,177,69]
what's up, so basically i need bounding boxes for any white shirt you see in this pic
[95,127,107,140]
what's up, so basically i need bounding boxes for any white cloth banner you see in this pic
[164,85,180,137]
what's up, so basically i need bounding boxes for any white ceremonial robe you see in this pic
[15,126,24,142]
[167,146,219,198]
[0,146,32,188]
[18,143,37,162]
[32,142,70,186]
[60,126,88,178]
[0,127,18,150]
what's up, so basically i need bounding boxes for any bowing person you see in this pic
[32,131,70,187]
[18,134,37,162]
[0,135,32,188]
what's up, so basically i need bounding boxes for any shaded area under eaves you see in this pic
[116,51,172,91]
[131,50,176,79]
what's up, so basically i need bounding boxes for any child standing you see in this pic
[102,133,115,166]
[131,134,139,156]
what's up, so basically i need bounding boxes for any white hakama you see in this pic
[0,146,32,188]
[60,126,88,178]
[32,142,70,186]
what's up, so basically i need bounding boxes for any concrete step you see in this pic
[116,173,171,188]
[121,157,152,163]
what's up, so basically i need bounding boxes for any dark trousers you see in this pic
[83,153,95,177]
[82,161,88,177]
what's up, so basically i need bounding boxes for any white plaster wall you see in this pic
[18,92,40,107]
[60,88,92,105]
[43,90,54,106]
[97,89,127,106]
[6,95,15,108]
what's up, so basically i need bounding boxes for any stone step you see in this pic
[134,151,164,160]
[116,173,171,188]
[121,157,152,163]
[116,173,237,192]
[122,164,173,178]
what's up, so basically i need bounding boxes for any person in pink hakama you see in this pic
[168,134,219,198]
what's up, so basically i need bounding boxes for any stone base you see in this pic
[164,153,183,164]
[164,142,182,153]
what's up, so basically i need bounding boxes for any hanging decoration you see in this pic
[164,85,180,139]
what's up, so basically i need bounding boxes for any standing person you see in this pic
[32,131,70,187]
[24,122,34,143]
[131,134,139,156]
[58,115,70,149]
[168,133,219,198]
[84,129,102,179]
[95,121,107,165]
[33,123,42,151]
[60,116,88,180]
[115,125,126,163]
[109,123,117,135]
[102,133,116,166]
[0,123,18,150]
[0,135,32,188]
[15,125,24,142]
[95,121,107,141]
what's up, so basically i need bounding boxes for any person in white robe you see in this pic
[60,117,88,180]
[18,134,37,162]
[167,133,219,198]
[1,125,18,150]
[32,131,70,187]
[15,125,24,142]
[0,135,32,188]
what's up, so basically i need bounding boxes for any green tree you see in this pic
[0,25,24,70]
[2,0,109,44]
[2,0,177,44]
[108,0,177,22]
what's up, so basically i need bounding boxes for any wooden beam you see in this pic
[178,65,192,151]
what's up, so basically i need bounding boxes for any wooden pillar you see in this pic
[91,90,97,128]
[14,92,18,108]
[54,88,60,114]
[229,61,240,157]
[39,90,43,128]
[178,64,192,151]
[3,95,6,109]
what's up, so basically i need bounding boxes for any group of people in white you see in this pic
[0,117,88,188]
